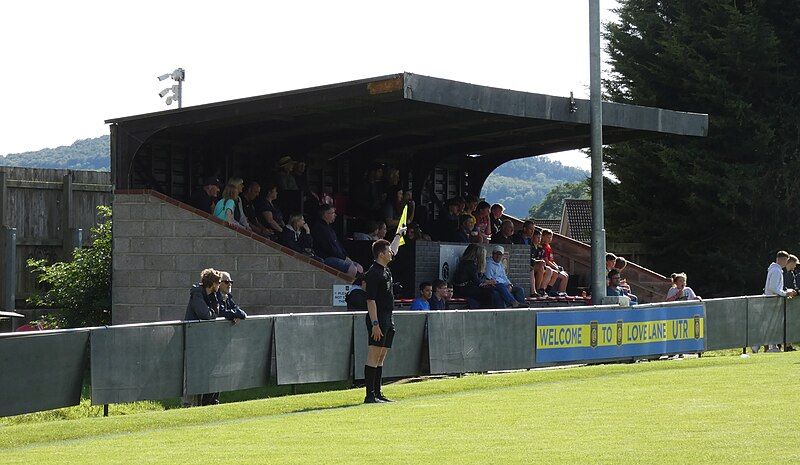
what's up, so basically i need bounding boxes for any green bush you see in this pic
[27,206,112,328]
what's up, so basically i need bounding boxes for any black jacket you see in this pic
[345,287,368,311]
[185,284,220,320]
[215,291,248,320]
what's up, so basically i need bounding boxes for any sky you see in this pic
[0,1,619,171]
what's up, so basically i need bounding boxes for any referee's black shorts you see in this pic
[365,314,395,348]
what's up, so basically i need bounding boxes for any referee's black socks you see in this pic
[364,365,376,399]
[374,366,383,397]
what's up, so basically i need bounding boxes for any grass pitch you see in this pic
[1,352,798,464]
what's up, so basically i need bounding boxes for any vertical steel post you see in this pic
[589,0,607,304]
[2,228,16,312]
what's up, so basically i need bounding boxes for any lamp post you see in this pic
[589,0,606,304]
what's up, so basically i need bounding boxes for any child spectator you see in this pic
[280,213,318,259]
[530,230,551,297]
[605,253,618,272]
[489,203,505,236]
[213,183,239,225]
[665,272,701,301]
[429,279,449,310]
[474,201,492,243]
[454,214,476,243]
[541,229,569,296]
[345,273,368,311]
[410,282,432,310]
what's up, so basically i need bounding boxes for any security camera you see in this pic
[158,88,171,98]
[165,96,174,105]
[157,73,171,81]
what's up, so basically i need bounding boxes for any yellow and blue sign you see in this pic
[536,305,705,363]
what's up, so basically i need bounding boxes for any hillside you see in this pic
[0,137,586,218]
[0,136,110,171]
[481,157,589,218]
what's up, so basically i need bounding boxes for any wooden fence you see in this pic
[0,167,112,312]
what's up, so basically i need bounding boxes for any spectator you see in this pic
[276,156,299,191]
[454,214,476,243]
[764,251,797,299]
[280,213,318,259]
[384,188,415,232]
[473,201,492,243]
[464,194,479,217]
[784,255,798,351]
[485,245,526,308]
[260,183,286,234]
[512,220,535,245]
[240,181,271,236]
[605,253,618,272]
[354,220,388,241]
[410,282,432,310]
[213,183,239,225]
[429,279,449,310]
[183,268,222,407]
[530,230,552,297]
[607,269,623,297]
[614,256,628,272]
[345,273,368,311]
[226,177,250,230]
[433,196,464,241]
[541,229,569,296]
[665,272,700,302]
[310,204,364,277]
[489,203,505,236]
[452,244,499,309]
[189,177,221,214]
[292,160,320,206]
[491,219,516,244]
[216,271,248,322]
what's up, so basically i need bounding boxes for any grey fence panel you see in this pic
[185,317,274,395]
[785,297,800,344]
[428,310,536,374]
[354,312,428,379]
[91,323,184,405]
[747,296,784,347]
[274,313,353,385]
[704,297,748,350]
[491,310,536,370]
[0,330,89,417]
[428,311,467,374]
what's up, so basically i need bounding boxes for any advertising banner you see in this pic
[536,305,705,363]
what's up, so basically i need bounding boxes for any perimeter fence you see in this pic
[2,295,796,417]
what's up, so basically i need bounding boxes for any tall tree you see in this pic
[603,0,800,297]
[529,179,590,219]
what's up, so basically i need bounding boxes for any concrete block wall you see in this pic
[112,190,350,324]
[412,241,532,297]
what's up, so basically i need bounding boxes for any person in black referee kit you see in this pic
[363,227,406,403]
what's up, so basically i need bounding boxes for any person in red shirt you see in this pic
[541,229,569,296]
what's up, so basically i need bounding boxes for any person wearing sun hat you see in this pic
[276,156,298,191]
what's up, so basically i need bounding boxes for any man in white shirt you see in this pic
[756,250,797,353]
[485,245,526,308]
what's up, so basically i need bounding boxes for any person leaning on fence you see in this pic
[665,273,700,302]
[216,271,248,322]
[783,255,798,351]
[755,250,798,353]
[364,228,406,404]
[184,268,223,406]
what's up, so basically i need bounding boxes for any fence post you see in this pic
[0,171,7,229]
[71,228,84,251]
[2,227,16,313]
[61,172,74,253]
